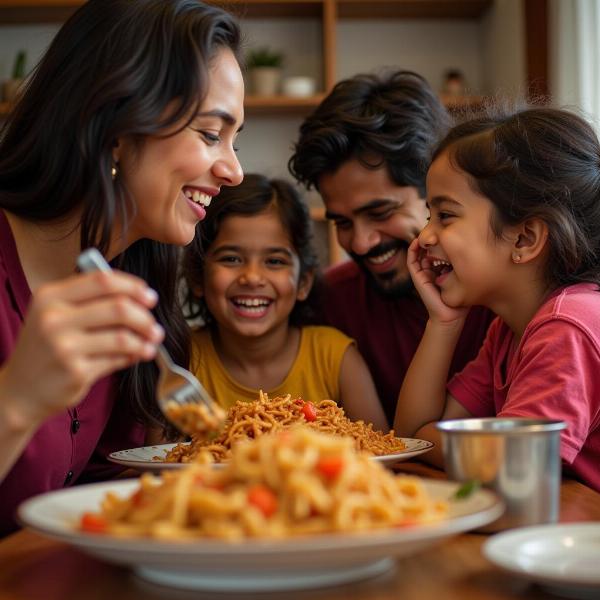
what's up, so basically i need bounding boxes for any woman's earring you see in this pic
[111,162,118,180]
[512,253,521,263]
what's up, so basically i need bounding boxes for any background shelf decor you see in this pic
[0,0,547,265]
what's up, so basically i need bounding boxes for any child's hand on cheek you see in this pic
[406,238,468,326]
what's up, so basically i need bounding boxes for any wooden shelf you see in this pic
[0,0,492,23]
[0,98,328,118]
[244,94,326,114]
[0,1,323,22]
[219,1,324,19]
[223,0,492,19]
[337,0,492,19]
[0,0,80,4]
[0,95,490,119]
[0,1,78,23]
[310,206,345,265]
[309,206,326,220]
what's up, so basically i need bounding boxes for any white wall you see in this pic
[337,19,483,95]
[0,24,59,80]
[481,0,526,99]
[549,0,600,131]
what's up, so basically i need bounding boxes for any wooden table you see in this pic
[1,464,599,600]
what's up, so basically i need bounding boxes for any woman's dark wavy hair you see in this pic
[434,106,600,288]
[0,0,241,432]
[182,174,320,327]
[288,70,451,197]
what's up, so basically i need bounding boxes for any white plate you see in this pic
[19,478,502,592]
[108,438,434,472]
[484,523,600,599]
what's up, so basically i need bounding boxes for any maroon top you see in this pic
[0,210,144,536]
[322,260,495,424]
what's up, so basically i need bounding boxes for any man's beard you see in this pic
[350,240,415,299]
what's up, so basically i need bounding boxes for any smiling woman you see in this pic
[0,0,244,536]
[117,47,244,247]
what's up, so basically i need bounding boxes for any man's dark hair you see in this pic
[289,70,451,197]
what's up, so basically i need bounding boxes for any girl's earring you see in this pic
[512,253,521,263]
[111,162,118,181]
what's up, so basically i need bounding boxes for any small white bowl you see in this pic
[282,76,316,98]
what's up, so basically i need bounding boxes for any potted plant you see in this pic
[246,46,284,96]
[3,50,27,103]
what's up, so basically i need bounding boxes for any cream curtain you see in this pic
[550,0,600,124]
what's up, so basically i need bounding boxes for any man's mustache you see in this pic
[350,240,410,263]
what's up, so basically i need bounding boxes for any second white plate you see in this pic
[484,522,600,599]
[108,438,434,471]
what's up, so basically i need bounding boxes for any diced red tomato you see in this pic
[294,398,305,406]
[300,401,317,422]
[247,484,278,517]
[394,518,417,528]
[80,512,108,534]
[277,430,292,444]
[316,456,344,480]
[131,489,146,507]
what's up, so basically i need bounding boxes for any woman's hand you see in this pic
[0,270,164,428]
[407,238,468,325]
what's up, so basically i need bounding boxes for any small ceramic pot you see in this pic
[249,67,282,96]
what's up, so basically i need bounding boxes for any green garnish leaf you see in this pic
[453,480,481,499]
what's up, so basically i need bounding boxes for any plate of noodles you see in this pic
[108,394,434,471]
[109,437,433,471]
[20,428,503,592]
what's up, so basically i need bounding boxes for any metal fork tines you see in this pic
[76,248,226,436]
[154,345,226,435]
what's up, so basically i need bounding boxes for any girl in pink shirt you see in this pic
[0,0,244,535]
[394,107,600,492]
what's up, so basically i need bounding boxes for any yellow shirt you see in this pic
[190,326,354,409]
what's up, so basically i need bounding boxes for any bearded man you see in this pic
[289,70,494,423]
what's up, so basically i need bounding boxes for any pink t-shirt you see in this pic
[0,210,144,535]
[322,260,494,423]
[448,283,600,492]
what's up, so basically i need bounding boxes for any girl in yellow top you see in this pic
[182,174,388,430]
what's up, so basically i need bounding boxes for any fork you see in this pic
[76,248,225,437]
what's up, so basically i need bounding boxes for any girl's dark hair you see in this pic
[183,174,320,327]
[0,0,241,432]
[289,70,451,197]
[434,107,600,288]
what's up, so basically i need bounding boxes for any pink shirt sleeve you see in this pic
[450,315,600,465]
[447,318,500,417]
[497,318,600,464]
